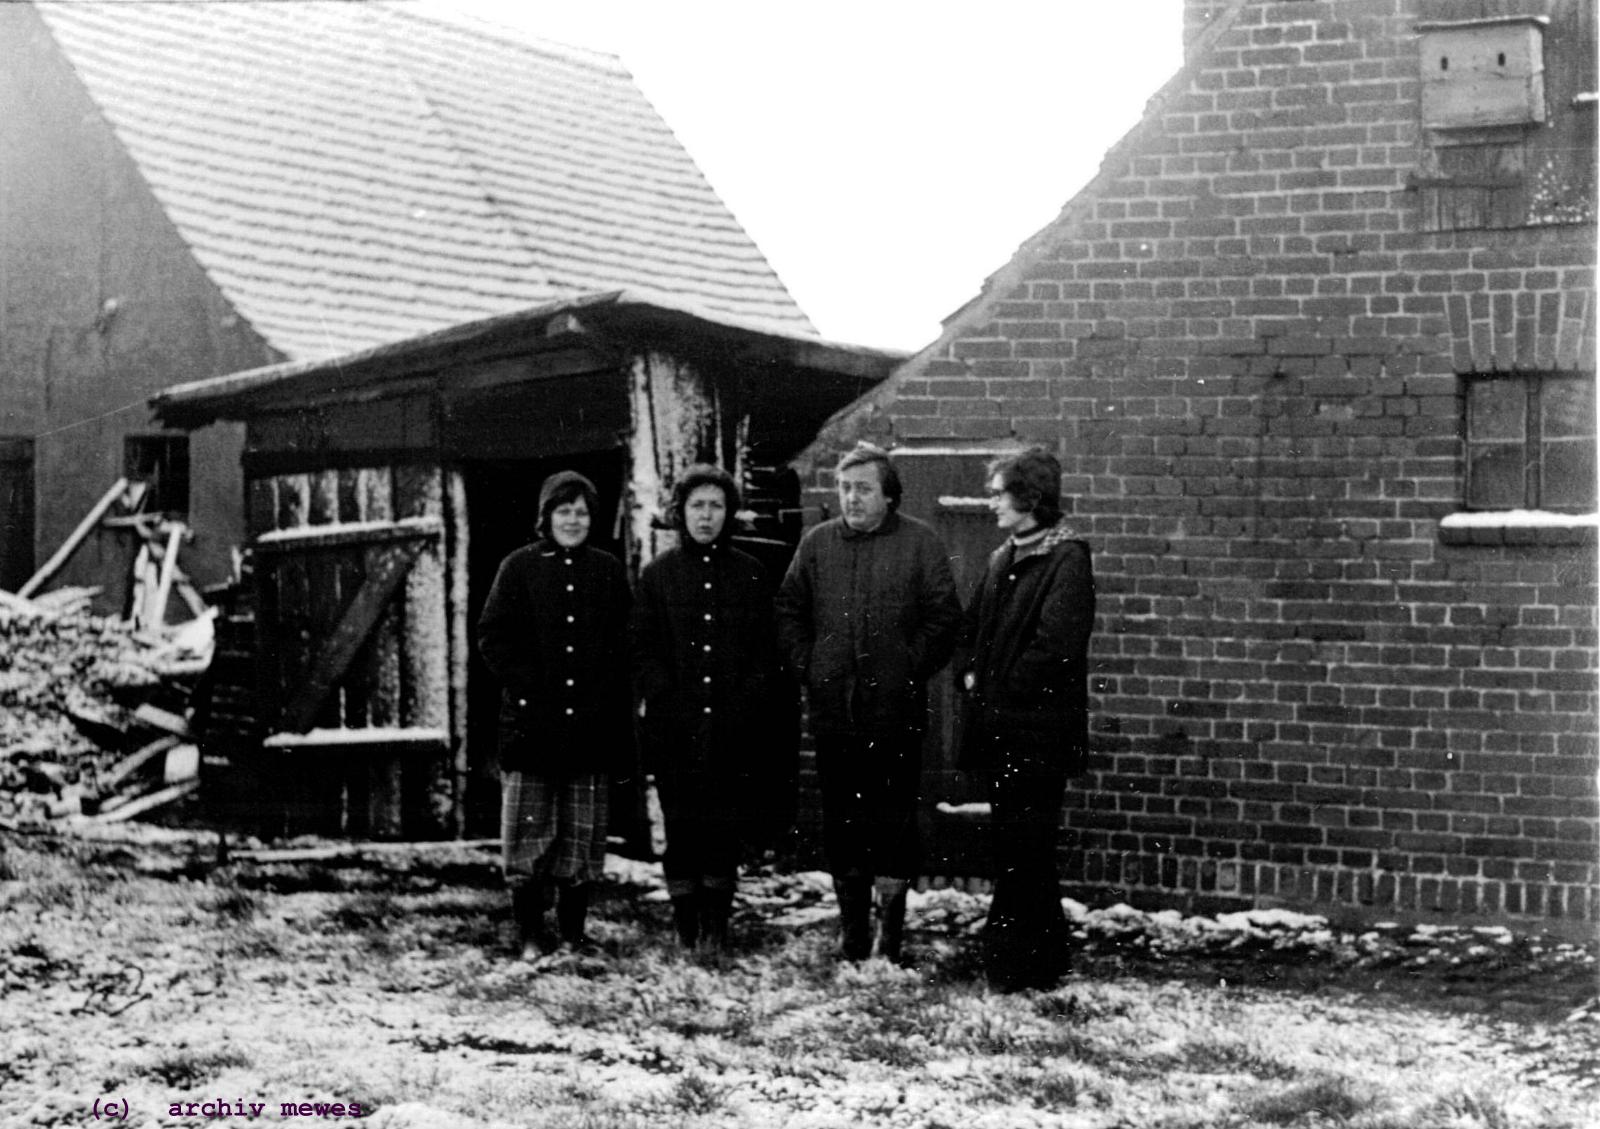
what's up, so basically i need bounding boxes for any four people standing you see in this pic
[477,444,1092,987]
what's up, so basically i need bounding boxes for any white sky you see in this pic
[421,1,1186,352]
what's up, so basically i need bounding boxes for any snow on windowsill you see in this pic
[1438,509,1598,546]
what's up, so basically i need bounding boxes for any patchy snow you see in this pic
[253,516,442,543]
[0,832,1594,1129]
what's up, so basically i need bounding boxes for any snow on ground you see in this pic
[0,833,1595,1129]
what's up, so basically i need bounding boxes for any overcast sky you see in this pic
[420,1,1186,352]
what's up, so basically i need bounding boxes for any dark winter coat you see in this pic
[956,522,1095,774]
[630,540,782,776]
[476,539,633,777]
[774,510,963,739]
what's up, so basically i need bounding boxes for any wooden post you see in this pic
[18,478,130,598]
[150,524,184,630]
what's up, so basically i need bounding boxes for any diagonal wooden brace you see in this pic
[278,538,426,733]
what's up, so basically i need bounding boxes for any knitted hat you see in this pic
[536,470,599,540]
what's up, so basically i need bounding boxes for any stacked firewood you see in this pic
[0,603,210,826]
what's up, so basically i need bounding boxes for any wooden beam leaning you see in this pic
[18,477,130,598]
[276,533,431,734]
[149,524,184,629]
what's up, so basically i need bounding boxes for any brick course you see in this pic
[799,0,1597,931]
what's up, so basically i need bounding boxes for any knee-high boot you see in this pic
[667,879,700,948]
[698,882,735,954]
[833,875,873,961]
[873,877,910,963]
[511,881,555,955]
[556,881,591,949]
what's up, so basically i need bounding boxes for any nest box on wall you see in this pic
[1419,15,1548,131]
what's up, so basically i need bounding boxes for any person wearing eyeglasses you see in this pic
[956,447,1095,991]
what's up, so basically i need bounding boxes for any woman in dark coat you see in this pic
[630,464,781,952]
[957,447,1095,991]
[477,470,632,958]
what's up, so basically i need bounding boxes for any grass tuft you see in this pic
[665,1072,725,1116]
[1242,1072,1368,1125]
[137,1047,251,1089]
[204,883,258,923]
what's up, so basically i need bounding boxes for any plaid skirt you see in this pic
[500,771,609,884]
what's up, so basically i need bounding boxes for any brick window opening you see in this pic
[124,433,189,516]
[1464,373,1595,513]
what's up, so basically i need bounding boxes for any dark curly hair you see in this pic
[671,463,741,547]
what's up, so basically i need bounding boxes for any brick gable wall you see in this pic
[801,0,1597,930]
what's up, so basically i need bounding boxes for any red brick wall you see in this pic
[801,0,1598,930]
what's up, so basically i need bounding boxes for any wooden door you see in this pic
[249,462,451,838]
[894,448,1017,882]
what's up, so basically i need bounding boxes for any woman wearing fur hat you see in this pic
[630,464,783,952]
[477,470,633,959]
[957,447,1095,991]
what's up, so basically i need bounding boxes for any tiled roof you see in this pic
[36,1,814,360]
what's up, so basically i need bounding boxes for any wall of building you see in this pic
[0,6,271,604]
[801,0,1597,930]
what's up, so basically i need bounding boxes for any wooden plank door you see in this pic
[894,448,1017,883]
[249,462,451,838]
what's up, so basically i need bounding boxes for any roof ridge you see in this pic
[366,5,555,296]
[387,1,629,76]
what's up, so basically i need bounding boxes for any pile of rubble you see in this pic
[0,600,212,826]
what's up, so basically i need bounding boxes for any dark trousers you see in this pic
[984,757,1071,990]
[814,731,921,880]
[655,768,743,887]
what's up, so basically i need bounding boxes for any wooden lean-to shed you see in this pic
[2,0,821,610]
[151,292,902,840]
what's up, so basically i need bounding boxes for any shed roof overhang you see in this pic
[150,291,906,429]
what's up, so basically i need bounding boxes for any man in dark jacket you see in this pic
[775,442,962,961]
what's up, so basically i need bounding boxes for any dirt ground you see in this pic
[1,824,1595,1129]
